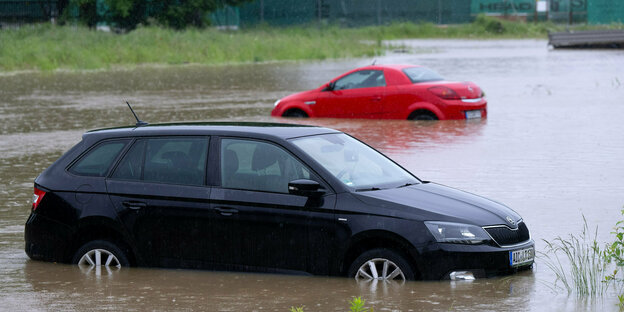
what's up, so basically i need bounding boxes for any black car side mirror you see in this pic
[288,179,325,197]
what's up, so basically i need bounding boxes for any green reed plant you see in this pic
[541,216,612,297]
[605,209,624,308]
[348,296,372,312]
[289,296,373,312]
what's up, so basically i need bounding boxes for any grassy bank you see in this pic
[1,16,622,72]
[0,25,384,71]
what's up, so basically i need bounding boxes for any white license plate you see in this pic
[509,247,535,267]
[465,110,482,119]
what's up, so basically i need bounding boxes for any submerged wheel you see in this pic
[408,111,438,121]
[283,109,308,118]
[348,248,414,282]
[72,240,129,268]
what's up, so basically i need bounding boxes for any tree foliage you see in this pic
[69,0,252,31]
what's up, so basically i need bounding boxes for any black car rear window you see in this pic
[402,67,444,83]
[69,140,129,177]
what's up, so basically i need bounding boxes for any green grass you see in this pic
[0,24,384,72]
[1,16,622,72]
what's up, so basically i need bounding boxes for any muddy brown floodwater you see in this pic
[1,40,623,311]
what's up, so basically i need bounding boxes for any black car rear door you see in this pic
[106,136,224,268]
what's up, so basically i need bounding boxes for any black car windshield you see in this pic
[291,133,419,190]
[402,67,444,83]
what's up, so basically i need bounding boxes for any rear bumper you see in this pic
[25,212,73,263]
[441,100,488,120]
[413,239,534,280]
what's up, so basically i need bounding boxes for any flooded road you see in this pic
[1,39,624,311]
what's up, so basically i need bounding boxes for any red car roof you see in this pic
[355,64,421,71]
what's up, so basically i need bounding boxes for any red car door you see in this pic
[313,70,386,118]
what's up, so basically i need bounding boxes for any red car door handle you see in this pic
[371,96,382,101]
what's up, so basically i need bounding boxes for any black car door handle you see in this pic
[215,207,238,216]
[122,201,147,210]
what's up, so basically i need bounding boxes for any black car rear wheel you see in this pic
[348,248,414,282]
[72,240,129,268]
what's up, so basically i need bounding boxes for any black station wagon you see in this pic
[25,122,534,281]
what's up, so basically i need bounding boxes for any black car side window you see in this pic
[111,140,145,181]
[333,70,386,90]
[111,137,208,186]
[69,140,129,177]
[221,139,317,193]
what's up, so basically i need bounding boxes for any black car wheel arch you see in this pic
[348,248,416,281]
[340,231,421,280]
[72,239,130,267]
[70,218,137,266]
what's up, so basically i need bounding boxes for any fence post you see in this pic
[568,0,572,24]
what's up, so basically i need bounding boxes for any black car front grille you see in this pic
[484,222,530,246]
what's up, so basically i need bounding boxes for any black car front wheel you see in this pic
[72,240,130,268]
[348,248,414,282]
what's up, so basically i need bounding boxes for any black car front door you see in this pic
[213,138,336,274]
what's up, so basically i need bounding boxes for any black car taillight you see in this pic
[32,187,46,211]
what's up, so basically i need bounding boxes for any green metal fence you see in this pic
[471,0,587,23]
[210,6,240,28]
[239,0,472,27]
[0,0,59,23]
[328,0,471,26]
[1,0,621,27]
[588,0,624,24]
[239,0,316,27]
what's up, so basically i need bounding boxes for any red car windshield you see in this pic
[402,67,444,83]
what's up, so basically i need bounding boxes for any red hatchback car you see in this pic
[271,64,487,120]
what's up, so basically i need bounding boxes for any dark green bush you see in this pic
[68,0,251,31]
[474,14,505,34]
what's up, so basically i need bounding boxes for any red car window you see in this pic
[334,70,386,90]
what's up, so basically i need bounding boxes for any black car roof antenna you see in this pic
[126,101,148,127]
[372,59,377,65]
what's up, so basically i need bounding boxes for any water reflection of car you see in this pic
[25,122,532,281]
[271,64,487,120]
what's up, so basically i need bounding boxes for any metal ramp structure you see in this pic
[548,30,624,48]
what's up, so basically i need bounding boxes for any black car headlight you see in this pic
[424,221,490,245]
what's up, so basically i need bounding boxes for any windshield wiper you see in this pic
[397,182,417,188]
[355,187,382,192]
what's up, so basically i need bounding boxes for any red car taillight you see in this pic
[32,187,46,211]
[428,86,461,100]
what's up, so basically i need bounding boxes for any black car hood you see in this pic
[352,182,522,228]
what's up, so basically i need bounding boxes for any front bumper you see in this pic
[413,239,535,280]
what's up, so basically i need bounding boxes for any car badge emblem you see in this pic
[467,86,474,93]
[506,216,515,226]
